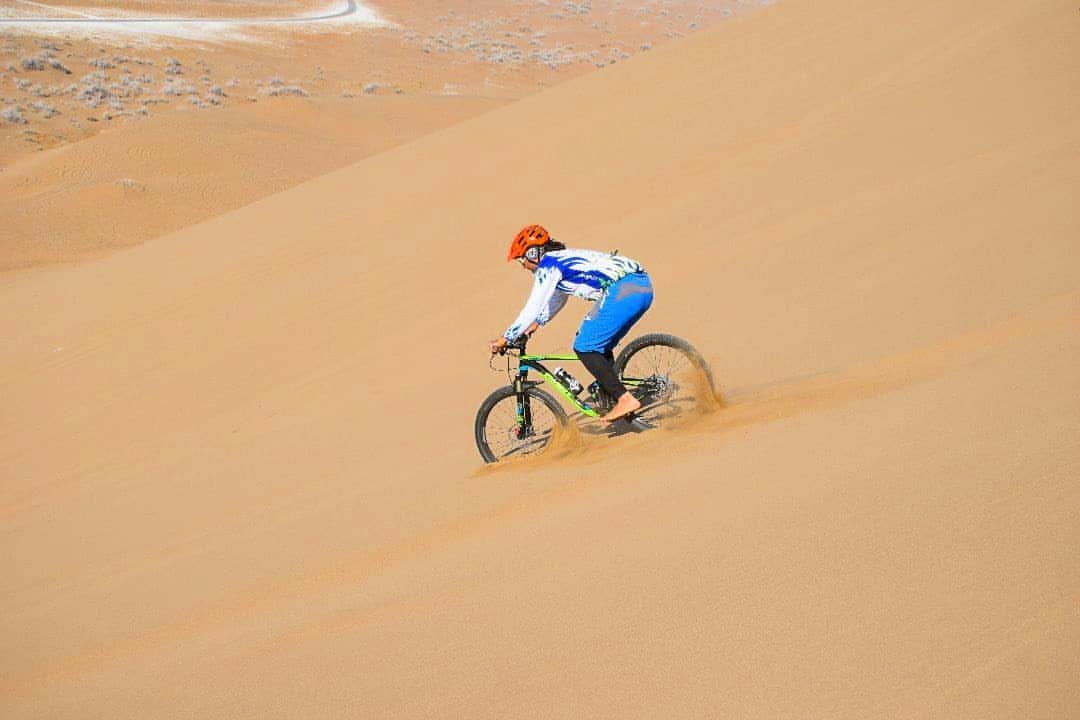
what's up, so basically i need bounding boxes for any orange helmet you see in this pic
[507,224,551,262]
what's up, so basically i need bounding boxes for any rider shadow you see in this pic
[572,413,636,439]
[608,415,654,436]
[570,406,675,438]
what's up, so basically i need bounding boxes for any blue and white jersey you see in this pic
[503,249,644,341]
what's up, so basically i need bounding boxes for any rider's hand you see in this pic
[489,337,509,355]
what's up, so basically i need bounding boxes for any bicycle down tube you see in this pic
[518,353,602,418]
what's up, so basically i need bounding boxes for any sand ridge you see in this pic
[1,0,1078,717]
[2,0,765,270]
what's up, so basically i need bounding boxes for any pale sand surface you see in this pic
[2,0,1079,717]
[2,0,339,20]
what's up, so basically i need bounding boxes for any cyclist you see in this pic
[489,224,654,423]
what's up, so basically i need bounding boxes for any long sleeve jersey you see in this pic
[503,249,644,341]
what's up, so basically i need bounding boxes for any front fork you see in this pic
[514,367,533,437]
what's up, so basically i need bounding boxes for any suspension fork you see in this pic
[514,363,533,433]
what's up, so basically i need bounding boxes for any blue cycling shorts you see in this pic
[572,272,654,355]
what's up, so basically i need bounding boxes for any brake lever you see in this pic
[488,349,514,370]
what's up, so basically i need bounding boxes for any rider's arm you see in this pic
[503,266,562,342]
[536,291,569,326]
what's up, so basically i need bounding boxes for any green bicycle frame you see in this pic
[517,352,647,419]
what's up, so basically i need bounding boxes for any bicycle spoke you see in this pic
[481,393,562,460]
[620,344,704,425]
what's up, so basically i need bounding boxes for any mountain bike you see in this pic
[475,333,715,463]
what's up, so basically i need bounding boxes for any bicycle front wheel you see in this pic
[474,385,569,463]
[615,333,716,426]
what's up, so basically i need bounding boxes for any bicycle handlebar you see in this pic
[489,337,524,372]
[492,335,529,356]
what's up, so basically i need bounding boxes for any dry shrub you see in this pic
[262,77,308,97]
[2,105,27,124]
[20,55,45,71]
[30,101,59,118]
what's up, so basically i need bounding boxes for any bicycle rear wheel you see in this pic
[475,385,569,463]
[614,333,716,427]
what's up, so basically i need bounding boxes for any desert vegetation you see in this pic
[0,34,328,152]
[2,104,27,124]
[0,0,770,177]
[260,76,309,97]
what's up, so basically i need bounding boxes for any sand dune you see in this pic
[2,0,755,271]
[0,94,501,270]
[2,0,1078,717]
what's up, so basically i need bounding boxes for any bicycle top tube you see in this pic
[520,352,579,362]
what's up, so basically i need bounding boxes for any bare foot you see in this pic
[603,392,641,423]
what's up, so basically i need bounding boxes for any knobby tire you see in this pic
[614,333,715,426]
[475,385,569,464]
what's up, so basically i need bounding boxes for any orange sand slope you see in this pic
[0,94,501,270]
[2,0,1078,717]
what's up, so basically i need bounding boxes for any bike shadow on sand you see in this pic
[571,367,722,439]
